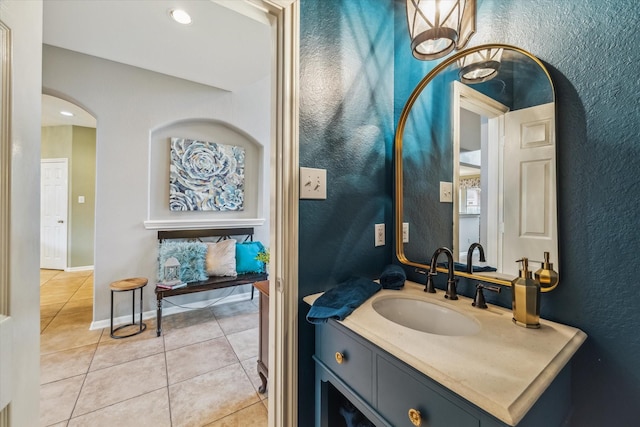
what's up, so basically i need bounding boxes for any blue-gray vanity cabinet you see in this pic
[376,355,479,427]
[314,315,374,402]
[313,319,572,427]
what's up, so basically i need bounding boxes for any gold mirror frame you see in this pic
[394,44,558,291]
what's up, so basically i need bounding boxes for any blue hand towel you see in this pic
[379,264,406,290]
[306,277,382,324]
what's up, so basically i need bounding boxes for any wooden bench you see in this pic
[155,228,268,337]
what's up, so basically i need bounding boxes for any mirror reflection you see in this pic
[395,44,558,288]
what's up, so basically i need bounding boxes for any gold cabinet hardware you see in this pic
[335,352,345,364]
[408,408,422,426]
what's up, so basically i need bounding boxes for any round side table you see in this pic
[110,277,148,339]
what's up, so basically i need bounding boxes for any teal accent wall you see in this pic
[470,2,640,425]
[300,0,640,425]
[299,0,395,424]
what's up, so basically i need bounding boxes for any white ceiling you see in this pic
[42,0,271,127]
[41,94,97,128]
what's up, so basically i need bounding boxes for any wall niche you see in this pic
[146,118,266,231]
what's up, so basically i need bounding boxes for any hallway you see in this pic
[39,270,267,427]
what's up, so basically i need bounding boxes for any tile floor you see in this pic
[39,270,268,427]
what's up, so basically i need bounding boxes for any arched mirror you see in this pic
[395,44,558,291]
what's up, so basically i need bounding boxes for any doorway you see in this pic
[40,158,68,270]
[452,81,509,269]
[39,2,300,426]
[453,81,556,275]
[40,94,97,273]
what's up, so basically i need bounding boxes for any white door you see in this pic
[41,159,68,270]
[503,103,557,276]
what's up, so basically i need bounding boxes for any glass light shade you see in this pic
[406,0,476,60]
[458,48,503,84]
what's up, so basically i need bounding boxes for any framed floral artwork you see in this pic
[169,137,245,211]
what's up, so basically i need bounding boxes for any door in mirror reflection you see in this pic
[454,82,556,277]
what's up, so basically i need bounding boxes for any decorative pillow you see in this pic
[158,241,208,283]
[205,239,237,277]
[236,241,266,274]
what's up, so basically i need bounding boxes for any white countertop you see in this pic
[304,281,586,426]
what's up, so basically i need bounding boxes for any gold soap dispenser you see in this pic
[511,258,540,328]
[534,251,559,291]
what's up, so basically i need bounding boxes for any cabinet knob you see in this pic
[335,352,345,364]
[408,408,422,426]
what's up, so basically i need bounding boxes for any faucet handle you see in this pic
[444,277,459,300]
[472,284,501,309]
[424,272,437,293]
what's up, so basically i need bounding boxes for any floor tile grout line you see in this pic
[67,385,169,423]
[165,357,242,389]
[202,399,266,427]
[38,270,96,425]
[39,342,100,386]
[162,332,174,427]
[66,327,103,423]
[86,346,167,374]
[39,269,265,426]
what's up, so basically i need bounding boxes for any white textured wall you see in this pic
[42,45,271,323]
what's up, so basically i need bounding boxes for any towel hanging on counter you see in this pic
[306,277,381,324]
[379,264,406,290]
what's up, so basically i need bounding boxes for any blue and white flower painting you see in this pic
[169,137,245,211]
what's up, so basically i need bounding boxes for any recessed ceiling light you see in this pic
[170,9,192,25]
[60,111,74,117]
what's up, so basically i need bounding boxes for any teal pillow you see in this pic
[236,241,266,274]
[158,241,208,283]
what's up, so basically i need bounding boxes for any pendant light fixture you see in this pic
[406,0,476,60]
[458,47,503,84]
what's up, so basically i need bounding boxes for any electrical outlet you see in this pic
[402,222,409,243]
[440,181,453,203]
[300,167,327,199]
[375,224,385,247]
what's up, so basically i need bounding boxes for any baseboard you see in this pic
[89,289,254,331]
[65,265,94,272]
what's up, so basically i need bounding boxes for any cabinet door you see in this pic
[315,321,373,402]
[377,356,479,427]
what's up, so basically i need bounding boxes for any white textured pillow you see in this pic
[205,239,237,277]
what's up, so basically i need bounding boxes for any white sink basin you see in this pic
[372,297,480,336]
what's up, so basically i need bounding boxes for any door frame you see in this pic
[0,18,10,316]
[0,17,11,425]
[452,81,509,268]
[248,2,300,426]
[40,158,69,270]
[2,2,300,425]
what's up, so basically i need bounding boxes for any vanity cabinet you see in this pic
[315,315,373,402]
[254,280,269,393]
[313,319,572,427]
[376,356,478,427]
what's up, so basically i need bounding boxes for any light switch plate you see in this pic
[440,181,453,203]
[375,224,385,247]
[300,167,327,200]
[402,222,409,243]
